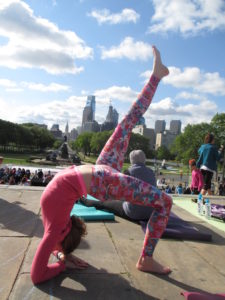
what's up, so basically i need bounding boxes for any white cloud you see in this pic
[0,78,17,88]
[94,85,137,103]
[175,91,203,100]
[164,66,225,95]
[101,37,153,61]
[0,0,93,74]
[149,0,225,35]
[164,67,201,88]
[140,66,225,96]
[0,77,70,92]
[21,82,70,92]
[0,84,219,132]
[88,8,140,25]
[144,96,218,129]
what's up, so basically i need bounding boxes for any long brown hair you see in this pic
[61,215,87,255]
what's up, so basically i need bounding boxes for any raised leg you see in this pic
[96,46,169,172]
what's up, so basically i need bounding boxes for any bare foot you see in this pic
[152,46,169,79]
[136,256,171,275]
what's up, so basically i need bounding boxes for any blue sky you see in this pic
[0,0,225,133]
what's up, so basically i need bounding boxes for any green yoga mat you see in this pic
[70,195,115,221]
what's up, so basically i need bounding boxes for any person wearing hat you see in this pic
[80,149,156,221]
[189,159,203,195]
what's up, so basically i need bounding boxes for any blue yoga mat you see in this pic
[70,195,115,221]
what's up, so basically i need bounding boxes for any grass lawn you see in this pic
[0,153,44,166]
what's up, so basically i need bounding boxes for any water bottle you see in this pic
[205,198,211,219]
[197,194,203,215]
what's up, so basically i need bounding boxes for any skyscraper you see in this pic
[170,120,181,134]
[82,95,96,126]
[101,104,119,131]
[155,120,166,133]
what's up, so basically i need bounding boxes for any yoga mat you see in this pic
[140,212,212,241]
[173,198,225,233]
[70,195,115,221]
[181,291,225,300]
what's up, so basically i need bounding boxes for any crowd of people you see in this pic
[0,166,54,186]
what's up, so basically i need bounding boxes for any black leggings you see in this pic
[201,169,213,190]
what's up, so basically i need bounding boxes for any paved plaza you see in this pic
[0,185,225,300]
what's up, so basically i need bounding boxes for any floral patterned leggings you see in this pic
[90,75,172,257]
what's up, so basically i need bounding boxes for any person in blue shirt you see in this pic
[176,183,183,194]
[196,133,224,195]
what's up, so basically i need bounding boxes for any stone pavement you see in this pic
[0,185,225,300]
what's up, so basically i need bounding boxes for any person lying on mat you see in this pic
[31,46,172,285]
[79,149,156,222]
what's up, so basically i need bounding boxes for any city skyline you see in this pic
[0,1,225,132]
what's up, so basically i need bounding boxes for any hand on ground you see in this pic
[65,254,89,270]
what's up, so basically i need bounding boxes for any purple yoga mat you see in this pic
[140,212,212,241]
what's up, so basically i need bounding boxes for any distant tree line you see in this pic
[1,112,224,168]
[0,119,55,152]
[71,130,155,160]
[171,113,225,165]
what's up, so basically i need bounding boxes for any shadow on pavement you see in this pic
[35,265,160,300]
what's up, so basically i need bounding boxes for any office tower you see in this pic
[82,95,96,126]
[50,124,62,139]
[105,105,113,123]
[101,105,119,131]
[170,120,181,135]
[155,120,166,133]
[112,108,119,126]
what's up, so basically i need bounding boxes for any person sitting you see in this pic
[176,183,183,194]
[80,149,156,221]
[165,185,172,194]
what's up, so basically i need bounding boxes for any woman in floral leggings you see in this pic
[31,46,172,285]
[90,46,172,273]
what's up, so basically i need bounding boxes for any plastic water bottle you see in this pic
[205,198,211,219]
[197,194,203,215]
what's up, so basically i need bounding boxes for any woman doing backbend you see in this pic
[31,46,172,285]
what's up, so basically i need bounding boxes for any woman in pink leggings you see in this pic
[31,46,172,285]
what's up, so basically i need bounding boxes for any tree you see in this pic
[210,113,225,179]
[73,132,93,157]
[156,145,171,160]
[127,133,151,158]
[90,131,112,155]
[170,123,212,164]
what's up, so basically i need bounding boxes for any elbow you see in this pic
[30,267,45,285]
[31,274,41,285]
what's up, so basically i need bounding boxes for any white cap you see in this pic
[129,150,146,165]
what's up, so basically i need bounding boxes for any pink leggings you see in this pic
[90,75,172,257]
